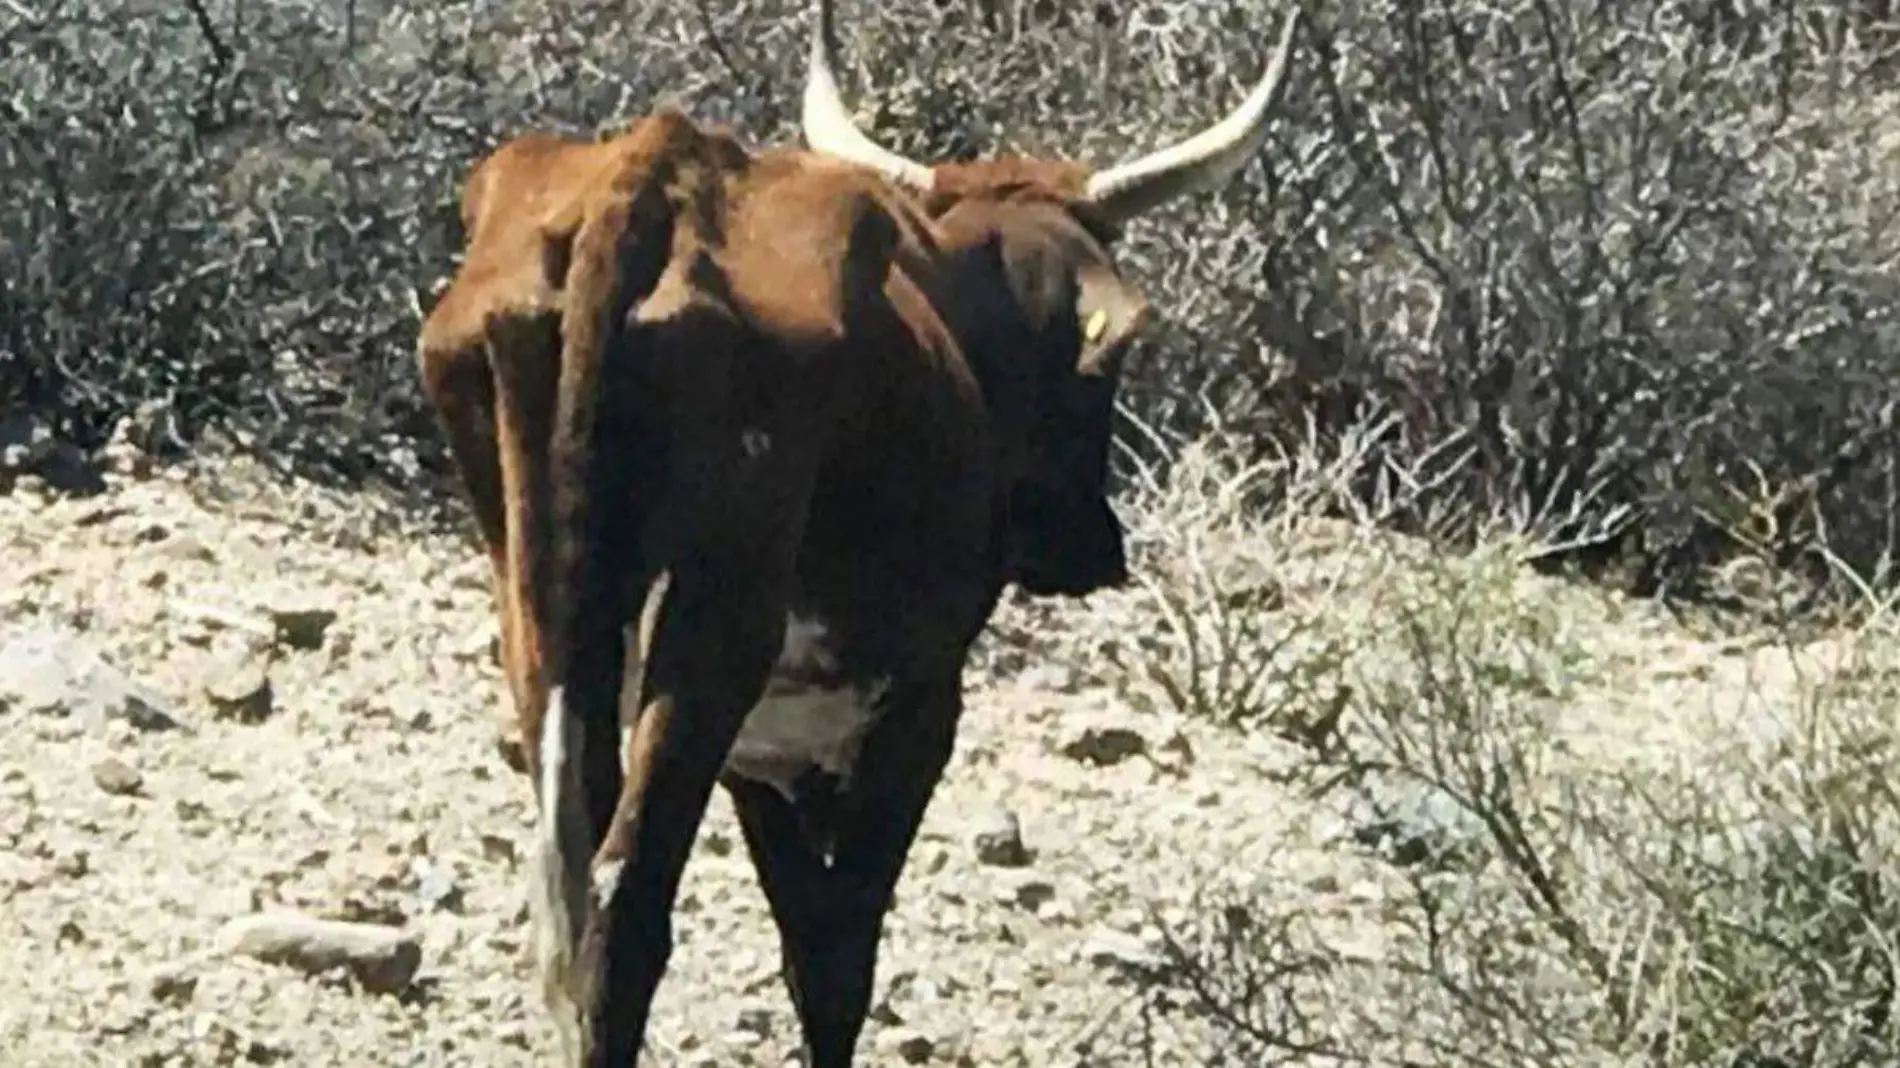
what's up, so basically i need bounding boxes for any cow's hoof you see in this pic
[495,731,528,774]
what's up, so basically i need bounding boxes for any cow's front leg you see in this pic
[574,561,790,1066]
[727,669,962,1068]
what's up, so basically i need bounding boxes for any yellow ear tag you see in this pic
[1084,308,1110,344]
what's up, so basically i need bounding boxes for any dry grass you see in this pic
[985,432,1900,1067]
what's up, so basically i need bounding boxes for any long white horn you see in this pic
[801,0,935,190]
[1084,8,1302,221]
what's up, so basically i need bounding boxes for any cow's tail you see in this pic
[526,141,680,1053]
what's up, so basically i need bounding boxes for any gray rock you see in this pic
[452,621,499,665]
[217,911,422,995]
[492,1020,533,1049]
[147,967,197,1006]
[478,833,518,866]
[202,648,274,723]
[1057,724,1148,767]
[0,625,180,731]
[52,850,88,878]
[971,805,1031,868]
[1080,928,1166,974]
[1017,880,1058,915]
[90,756,144,797]
[410,859,465,913]
[992,874,1057,913]
[733,1002,775,1037]
[1344,777,1484,870]
[152,533,216,564]
[876,1027,937,1064]
[269,606,337,651]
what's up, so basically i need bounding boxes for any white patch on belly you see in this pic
[722,614,885,798]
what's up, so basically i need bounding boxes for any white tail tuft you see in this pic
[530,685,589,1059]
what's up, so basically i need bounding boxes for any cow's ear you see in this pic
[1074,264,1149,373]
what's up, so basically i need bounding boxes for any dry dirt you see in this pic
[0,456,1856,1067]
[0,461,1402,1068]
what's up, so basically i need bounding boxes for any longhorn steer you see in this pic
[415,2,1301,1064]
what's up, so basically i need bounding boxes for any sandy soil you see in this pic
[0,462,1389,1068]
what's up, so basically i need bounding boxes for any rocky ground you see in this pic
[0,454,1874,1067]
[0,458,1397,1068]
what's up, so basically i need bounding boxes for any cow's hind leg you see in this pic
[572,362,826,1066]
[459,305,628,1062]
[575,550,798,1062]
[727,672,961,1068]
[417,330,533,772]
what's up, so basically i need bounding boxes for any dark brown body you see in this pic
[417,3,1302,1064]
[418,111,1126,1066]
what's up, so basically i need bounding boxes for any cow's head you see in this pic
[802,0,1300,598]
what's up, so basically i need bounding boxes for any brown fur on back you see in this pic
[417,106,965,775]
[715,149,905,355]
[415,108,768,784]
[544,111,719,670]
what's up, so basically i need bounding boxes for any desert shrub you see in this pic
[1078,442,1900,1066]
[5,0,1900,598]
[0,0,801,504]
